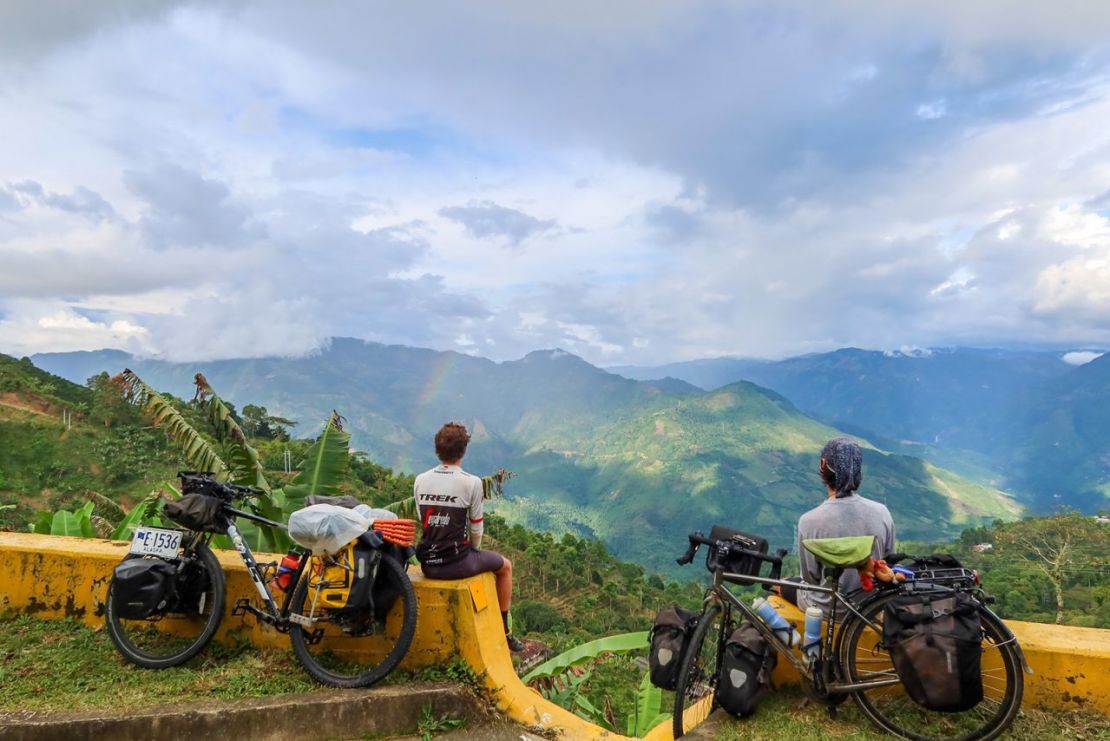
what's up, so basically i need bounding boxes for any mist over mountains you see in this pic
[28,339,1035,572]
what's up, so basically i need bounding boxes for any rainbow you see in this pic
[415,351,457,412]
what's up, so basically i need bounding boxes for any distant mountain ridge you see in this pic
[613,347,1110,511]
[28,339,1021,572]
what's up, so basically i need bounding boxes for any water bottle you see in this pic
[803,606,823,659]
[752,597,801,647]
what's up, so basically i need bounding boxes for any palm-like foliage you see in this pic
[523,631,667,737]
[193,373,269,489]
[115,370,229,478]
[112,371,353,553]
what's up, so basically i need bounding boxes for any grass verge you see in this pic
[0,615,321,713]
[711,685,1110,741]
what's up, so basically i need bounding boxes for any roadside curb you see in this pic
[0,682,486,741]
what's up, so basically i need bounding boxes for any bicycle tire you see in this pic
[288,552,417,688]
[839,590,1023,741]
[106,539,226,668]
[672,602,723,738]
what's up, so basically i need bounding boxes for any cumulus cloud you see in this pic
[438,200,558,247]
[2,1,1110,364]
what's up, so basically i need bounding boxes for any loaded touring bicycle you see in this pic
[106,472,419,687]
[668,526,1029,740]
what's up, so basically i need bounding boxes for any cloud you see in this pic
[123,164,264,249]
[438,200,558,247]
[2,180,116,220]
[1062,350,1104,365]
[3,2,1110,364]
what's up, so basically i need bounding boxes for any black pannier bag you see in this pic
[648,605,699,690]
[111,558,178,619]
[164,493,228,534]
[883,590,984,712]
[716,622,777,717]
[333,536,406,633]
[705,525,769,577]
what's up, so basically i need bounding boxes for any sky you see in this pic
[2,1,1110,365]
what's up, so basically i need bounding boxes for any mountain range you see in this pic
[27,339,1027,573]
[614,347,1110,511]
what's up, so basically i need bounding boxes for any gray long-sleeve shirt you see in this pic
[796,494,895,616]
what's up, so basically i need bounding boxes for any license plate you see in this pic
[130,527,182,559]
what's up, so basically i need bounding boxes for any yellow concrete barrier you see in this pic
[2,533,1109,739]
[0,533,614,738]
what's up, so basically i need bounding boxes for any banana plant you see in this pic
[626,671,669,737]
[115,370,354,553]
[114,370,229,479]
[30,500,95,537]
[523,631,668,737]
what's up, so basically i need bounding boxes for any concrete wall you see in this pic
[3,533,1110,739]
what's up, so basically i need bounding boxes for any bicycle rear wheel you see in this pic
[288,552,417,688]
[105,538,225,668]
[672,603,723,738]
[839,591,1023,741]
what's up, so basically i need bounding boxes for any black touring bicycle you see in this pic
[667,526,1029,740]
[105,472,418,687]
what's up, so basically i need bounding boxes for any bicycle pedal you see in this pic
[232,598,252,616]
[306,627,325,646]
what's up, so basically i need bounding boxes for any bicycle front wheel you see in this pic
[106,538,226,668]
[672,603,723,738]
[839,591,1023,741]
[289,552,417,688]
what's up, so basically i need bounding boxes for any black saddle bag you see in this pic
[716,622,777,717]
[883,590,984,712]
[648,605,699,690]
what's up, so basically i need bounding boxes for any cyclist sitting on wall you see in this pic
[414,421,525,652]
[778,437,896,615]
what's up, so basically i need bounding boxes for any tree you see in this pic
[993,513,1110,624]
[87,372,135,427]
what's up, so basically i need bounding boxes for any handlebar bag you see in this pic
[883,590,983,712]
[648,605,699,690]
[111,557,178,619]
[706,525,769,576]
[163,493,229,534]
[716,622,777,718]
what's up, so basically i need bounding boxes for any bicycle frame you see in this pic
[705,568,901,695]
[219,505,313,628]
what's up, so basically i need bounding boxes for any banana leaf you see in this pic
[523,631,649,682]
[627,670,666,737]
[114,370,230,478]
[193,373,269,490]
[283,411,351,513]
[111,489,172,540]
[30,510,53,534]
[50,505,93,537]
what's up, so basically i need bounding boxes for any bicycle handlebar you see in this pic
[676,530,787,578]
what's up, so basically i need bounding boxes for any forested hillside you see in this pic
[28,341,1019,573]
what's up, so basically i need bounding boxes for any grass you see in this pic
[711,686,1110,741]
[2,616,1108,740]
[0,615,321,713]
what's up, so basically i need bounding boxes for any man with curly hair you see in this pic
[414,422,524,652]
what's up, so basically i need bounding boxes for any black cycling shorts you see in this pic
[420,549,505,581]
